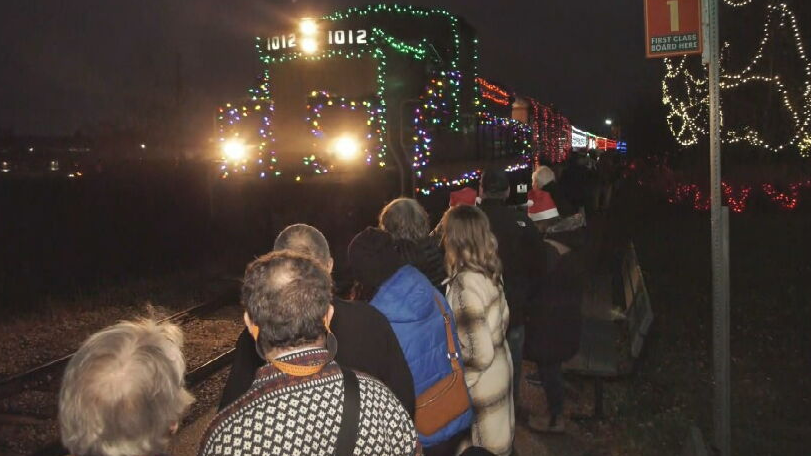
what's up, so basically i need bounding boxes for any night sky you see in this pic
[0,0,681,146]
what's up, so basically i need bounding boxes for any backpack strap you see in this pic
[335,365,361,456]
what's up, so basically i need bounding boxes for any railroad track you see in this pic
[0,280,243,456]
[0,281,239,401]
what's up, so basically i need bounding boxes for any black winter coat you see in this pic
[218,297,416,417]
[478,198,546,330]
[559,161,595,210]
[525,243,584,366]
[542,181,576,218]
[393,237,447,290]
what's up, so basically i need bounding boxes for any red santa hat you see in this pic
[450,187,479,207]
[527,189,559,221]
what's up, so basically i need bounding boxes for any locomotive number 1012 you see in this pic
[267,29,369,51]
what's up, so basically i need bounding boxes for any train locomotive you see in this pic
[215,4,622,197]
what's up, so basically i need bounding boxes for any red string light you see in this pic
[722,182,752,213]
[529,99,541,166]
[761,180,811,210]
[667,182,753,212]
[667,180,811,212]
[475,77,511,106]
[762,183,798,210]
[533,104,572,164]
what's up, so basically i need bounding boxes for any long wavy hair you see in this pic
[440,205,502,284]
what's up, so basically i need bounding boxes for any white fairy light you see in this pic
[662,2,811,156]
[724,0,754,7]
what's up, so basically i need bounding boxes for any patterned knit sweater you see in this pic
[199,348,419,456]
[446,271,514,456]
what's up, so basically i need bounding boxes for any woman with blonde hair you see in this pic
[440,205,513,456]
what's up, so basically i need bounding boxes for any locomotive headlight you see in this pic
[332,136,360,161]
[222,140,247,162]
[300,18,319,54]
[300,18,318,35]
[301,37,318,54]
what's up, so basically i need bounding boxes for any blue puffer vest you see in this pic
[370,265,473,447]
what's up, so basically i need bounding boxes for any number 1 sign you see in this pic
[645,0,703,58]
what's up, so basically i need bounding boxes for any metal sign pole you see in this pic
[705,0,731,455]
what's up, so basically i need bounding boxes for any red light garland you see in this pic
[722,182,753,213]
[542,106,553,162]
[668,182,752,213]
[529,99,542,166]
[475,77,511,106]
[761,180,811,210]
[668,183,711,211]
[533,103,572,164]
[667,180,811,212]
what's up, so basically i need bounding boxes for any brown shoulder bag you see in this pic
[414,294,472,436]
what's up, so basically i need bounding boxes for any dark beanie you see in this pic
[347,227,406,292]
[481,168,509,194]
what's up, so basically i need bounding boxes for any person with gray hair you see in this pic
[532,165,576,219]
[58,319,193,456]
[527,166,562,234]
[379,198,431,242]
[532,166,556,190]
[200,251,419,456]
[378,198,447,289]
[218,224,415,417]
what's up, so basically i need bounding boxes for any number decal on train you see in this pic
[269,34,298,50]
[268,30,367,51]
[328,30,368,45]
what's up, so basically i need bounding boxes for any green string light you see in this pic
[234,3,534,182]
[320,4,465,129]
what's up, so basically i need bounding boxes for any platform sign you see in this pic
[645,0,703,58]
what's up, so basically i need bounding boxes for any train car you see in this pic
[216,4,619,197]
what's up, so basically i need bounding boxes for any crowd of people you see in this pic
[56,159,607,456]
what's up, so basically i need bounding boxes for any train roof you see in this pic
[322,4,468,25]
[257,4,477,67]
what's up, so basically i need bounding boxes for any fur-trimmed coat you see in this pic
[446,271,514,456]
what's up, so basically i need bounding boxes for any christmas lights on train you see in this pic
[217,4,624,189]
